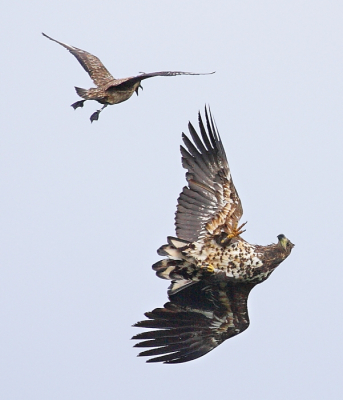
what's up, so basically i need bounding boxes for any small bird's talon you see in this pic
[71,100,85,110]
[90,111,100,123]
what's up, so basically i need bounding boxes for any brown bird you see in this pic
[132,108,294,363]
[42,33,214,122]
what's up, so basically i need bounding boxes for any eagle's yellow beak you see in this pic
[277,234,289,250]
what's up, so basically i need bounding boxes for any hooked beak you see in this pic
[277,234,294,251]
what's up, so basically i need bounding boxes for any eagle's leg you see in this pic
[71,100,86,109]
[199,262,215,274]
[227,221,247,240]
[90,104,107,123]
[216,222,248,247]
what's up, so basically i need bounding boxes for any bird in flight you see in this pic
[42,33,214,122]
[132,108,294,363]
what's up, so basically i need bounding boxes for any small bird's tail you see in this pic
[75,87,90,99]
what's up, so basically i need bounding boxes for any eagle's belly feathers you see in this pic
[184,238,270,282]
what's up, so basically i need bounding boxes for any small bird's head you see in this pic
[277,234,294,252]
[135,83,143,95]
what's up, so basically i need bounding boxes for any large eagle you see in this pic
[132,108,294,363]
[42,33,213,122]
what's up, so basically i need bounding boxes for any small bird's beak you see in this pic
[135,84,143,96]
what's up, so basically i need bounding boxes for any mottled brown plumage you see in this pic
[132,108,294,363]
[42,33,214,122]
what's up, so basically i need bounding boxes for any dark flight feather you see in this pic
[133,280,252,363]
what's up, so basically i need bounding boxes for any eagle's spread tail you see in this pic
[152,259,197,295]
[154,236,219,295]
[153,236,196,294]
[157,236,191,258]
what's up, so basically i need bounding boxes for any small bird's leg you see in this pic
[135,83,143,96]
[71,100,86,109]
[90,104,108,123]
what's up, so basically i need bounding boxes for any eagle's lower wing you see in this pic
[42,33,115,88]
[106,71,214,90]
[175,108,243,243]
[132,281,251,363]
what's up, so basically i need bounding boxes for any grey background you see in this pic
[1,1,342,399]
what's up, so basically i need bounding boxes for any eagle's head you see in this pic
[277,234,294,254]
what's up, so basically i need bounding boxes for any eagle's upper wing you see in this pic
[175,108,243,243]
[132,281,252,363]
[105,71,214,90]
[42,33,115,88]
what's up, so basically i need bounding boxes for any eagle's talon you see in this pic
[200,263,215,274]
[227,221,247,240]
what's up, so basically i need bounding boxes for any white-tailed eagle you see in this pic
[132,108,294,363]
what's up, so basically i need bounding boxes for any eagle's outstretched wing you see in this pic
[42,33,115,88]
[175,108,243,243]
[132,280,252,363]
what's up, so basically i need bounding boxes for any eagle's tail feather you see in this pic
[152,259,199,295]
[152,259,196,281]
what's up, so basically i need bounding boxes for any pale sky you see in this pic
[1,1,343,399]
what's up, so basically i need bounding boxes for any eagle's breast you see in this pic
[183,237,274,282]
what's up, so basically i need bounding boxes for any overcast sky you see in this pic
[1,1,343,399]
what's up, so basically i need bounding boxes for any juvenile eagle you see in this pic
[42,33,214,122]
[132,108,294,363]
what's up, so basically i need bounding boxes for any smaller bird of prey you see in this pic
[42,33,214,122]
[132,108,294,363]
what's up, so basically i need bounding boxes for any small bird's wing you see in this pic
[132,281,251,363]
[175,107,243,243]
[105,71,215,90]
[42,33,115,87]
